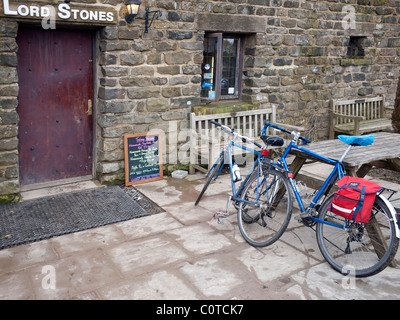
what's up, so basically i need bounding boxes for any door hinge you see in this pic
[87,99,92,115]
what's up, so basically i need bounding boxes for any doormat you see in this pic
[0,186,164,250]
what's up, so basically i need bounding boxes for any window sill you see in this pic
[191,101,260,115]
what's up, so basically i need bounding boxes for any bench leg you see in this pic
[329,126,335,140]
[354,119,360,136]
[269,156,307,208]
[329,116,335,139]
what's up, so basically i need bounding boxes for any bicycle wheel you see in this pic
[237,168,293,247]
[316,194,399,277]
[195,151,224,206]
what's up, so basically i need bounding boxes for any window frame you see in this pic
[201,32,244,102]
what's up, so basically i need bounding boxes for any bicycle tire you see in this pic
[237,168,293,247]
[194,151,225,206]
[316,194,399,278]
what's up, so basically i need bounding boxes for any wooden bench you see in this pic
[329,95,392,139]
[189,107,276,174]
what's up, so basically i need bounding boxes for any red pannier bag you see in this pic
[330,176,382,224]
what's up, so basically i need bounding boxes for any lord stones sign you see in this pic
[1,0,117,25]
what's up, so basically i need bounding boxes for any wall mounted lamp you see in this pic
[124,0,162,32]
[125,0,141,24]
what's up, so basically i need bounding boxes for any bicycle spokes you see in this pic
[237,169,293,247]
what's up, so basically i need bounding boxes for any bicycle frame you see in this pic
[209,138,262,202]
[280,141,347,213]
[262,123,349,229]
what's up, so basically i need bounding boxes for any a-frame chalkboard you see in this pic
[124,131,163,186]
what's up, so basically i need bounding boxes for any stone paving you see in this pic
[0,170,399,300]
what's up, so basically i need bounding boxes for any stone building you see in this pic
[0,0,399,194]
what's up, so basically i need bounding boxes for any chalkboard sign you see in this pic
[124,131,163,186]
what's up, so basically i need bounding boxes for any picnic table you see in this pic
[289,131,400,178]
[288,131,400,266]
[288,131,400,209]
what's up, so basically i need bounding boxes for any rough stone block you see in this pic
[0,179,19,194]
[120,53,145,66]
[98,88,126,100]
[300,46,324,57]
[0,67,17,84]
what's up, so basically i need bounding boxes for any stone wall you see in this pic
[0,19,19,194]
[0,0,399,191]
[96,0,400,184]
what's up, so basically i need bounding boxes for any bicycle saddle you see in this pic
[261,135,284,147]
[338,135,374,146]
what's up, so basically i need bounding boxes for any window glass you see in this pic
[201,36,218,99]
[221,38,238,97]
[201,33,242,101]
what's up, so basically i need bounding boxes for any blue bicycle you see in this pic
[194,120,284,210]
[237,121,399,277]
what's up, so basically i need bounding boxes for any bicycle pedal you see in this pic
[215,210,229,218]
[209,210,229,226]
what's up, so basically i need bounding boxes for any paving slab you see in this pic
[99,270,201,300]
[50,224,124,258]
[0,163,399,301]
[28,249,121,299]
[179,257,246,298]
[236,243,320,284]
[292,262,400,300]
[280,224,325,262]
[0,271,33,300]
[106,236,188,277]
[166,223,233,255]
[163,201,215,225]
[114,212,183,240]
[0,240,58,273]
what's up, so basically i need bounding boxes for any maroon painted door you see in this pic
[17,28,93,186]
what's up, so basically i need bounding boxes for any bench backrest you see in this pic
[330,96,385,124]
[190,107,276,144]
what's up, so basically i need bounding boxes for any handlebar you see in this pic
[262,121,310,145]
[210,120,263,149]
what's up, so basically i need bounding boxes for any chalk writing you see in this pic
[124,132,163,186]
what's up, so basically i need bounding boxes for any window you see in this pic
[346,36,366,59]
[201,33,243,101]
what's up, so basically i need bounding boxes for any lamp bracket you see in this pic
[145,7,162,33]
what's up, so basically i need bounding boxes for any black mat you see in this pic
[0,186,163,250]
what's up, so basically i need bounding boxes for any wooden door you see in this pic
[17,28,93,186]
